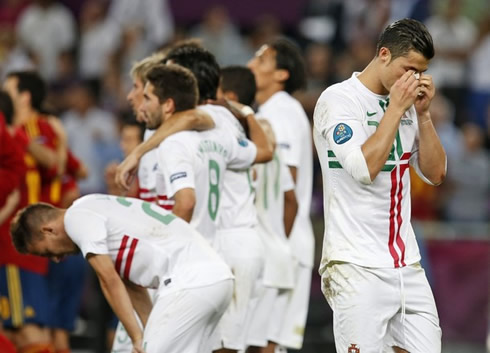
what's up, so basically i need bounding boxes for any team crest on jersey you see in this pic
[333,123,353,144]
[348,344,360,353]
[238,138,248,147]
[170,172,187,182]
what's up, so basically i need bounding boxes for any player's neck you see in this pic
[256,84,284,106]
[357,60,389,96]
[14,107,38,126]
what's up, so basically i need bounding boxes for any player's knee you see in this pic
[392,346,410,353]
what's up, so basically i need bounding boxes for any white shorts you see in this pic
[246,286,291,347]
[275,263,312,349]
[143,279,233,353]
[321,262,441,353]
[212,228,265,350]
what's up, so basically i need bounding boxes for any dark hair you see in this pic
[146,64,198,112]
[268,38,306,94]
[7,71,46,112]
[376,18,434,60]
[220,66,256,106]
[10,203,56,254]
[120,112,145,141]
[0,90,14,125]
[163,43,220,103]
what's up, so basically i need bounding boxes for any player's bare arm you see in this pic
[47,116,68,175]
[283,189,298,237]
[115,110,214,190]
[413,74,446,185]
[26,141,59,169]
[227,101,274,163]
[123,279,153,328]
[0,189,20,224]
[172,188,196,222]
[361,70,420,181]
[87,254,144,352]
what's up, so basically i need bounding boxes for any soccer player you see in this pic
[140,46,272,352]
[1,72,59,353]
[3,72,87,353]
[248,38,314,351]
[313,19,446,352]
[10,194,234,353]
[218,67,298,353]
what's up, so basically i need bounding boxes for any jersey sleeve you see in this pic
[226,135,257,170]
[314,90,368,170]
[64,208,109,258]
[157,138,196,198]
[280,155,295,192]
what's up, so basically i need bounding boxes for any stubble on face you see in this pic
[141,82,163,130]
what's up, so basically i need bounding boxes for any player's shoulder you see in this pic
[317,78,355,104]
[162,130,199,146]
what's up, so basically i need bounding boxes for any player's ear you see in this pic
[274,69,289,85]
[162,98,175,115]
[223,91,238,103]
[378,47,391,64]
[40,225,54,237]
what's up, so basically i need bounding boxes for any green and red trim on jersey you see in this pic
[388,152,411,268]
[115,235,139,279]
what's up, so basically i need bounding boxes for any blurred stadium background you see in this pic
[0,0,488,352]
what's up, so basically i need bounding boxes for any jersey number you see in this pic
[207,160,220,221]
[116,197,176,225]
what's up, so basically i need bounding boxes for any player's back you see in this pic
[65,194,232,290]
[199,104,257,230]
[157,106,257,243]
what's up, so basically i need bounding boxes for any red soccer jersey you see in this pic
[0,114,49,274]
[19,115,62,206]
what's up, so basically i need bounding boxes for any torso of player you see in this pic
[199,105,257,230]
[22,116,61,206]
[254,150,291,241]
[65,195,232,289]
[156,105,256,242]
[257,91,315,267]
[314,73,421,269]
[155,129,229,243]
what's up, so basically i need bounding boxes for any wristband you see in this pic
[240,106,255,117]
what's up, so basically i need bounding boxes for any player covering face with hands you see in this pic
[313,18,445,353]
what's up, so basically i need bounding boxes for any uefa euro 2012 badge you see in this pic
[333,123,353,144]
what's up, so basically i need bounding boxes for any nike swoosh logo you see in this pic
[367,111,377,117]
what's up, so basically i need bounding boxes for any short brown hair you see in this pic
[10,203,56,254]
[145,64,198,112]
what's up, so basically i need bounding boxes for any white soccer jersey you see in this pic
[254,149,295,288]
[313,72,433,269]
[155,108,257,243]
[64,194,232,289]
[257,91,315,267]
[199,105,257,230]
[138,129,159,203]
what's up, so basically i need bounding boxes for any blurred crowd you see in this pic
[0,0,488,224]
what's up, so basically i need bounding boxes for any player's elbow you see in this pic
[173,189,196,222]
[429,169,446,186]
[255,146,274,163]
[343,148,373,185]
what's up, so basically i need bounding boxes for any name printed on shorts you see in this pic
[170,172,187,183]
[333,123,353,145]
